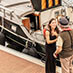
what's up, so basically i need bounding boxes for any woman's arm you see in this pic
[45,31,57,44]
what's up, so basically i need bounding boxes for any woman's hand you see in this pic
[52,31,58,37]
[51,31,58,37]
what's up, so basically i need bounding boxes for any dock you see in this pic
[0,50,45,73]
[0,45,61,73]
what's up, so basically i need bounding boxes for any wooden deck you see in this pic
[0,45,62,73]
[0,50,45,73]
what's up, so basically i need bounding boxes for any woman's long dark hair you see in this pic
[48,18,59,34]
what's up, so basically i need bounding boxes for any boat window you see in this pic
[61,9,66,16]
[25,14,40,32]
[55,11,59,17]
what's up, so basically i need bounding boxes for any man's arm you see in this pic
[53,36,63,58]
[53,46,62,58]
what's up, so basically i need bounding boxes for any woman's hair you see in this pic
[49,18,55,25]
[48,18,59,34]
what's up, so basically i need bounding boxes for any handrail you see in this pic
[0,5,14,20]
[0,5,13,12]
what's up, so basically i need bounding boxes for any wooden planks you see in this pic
[0,50,45,73]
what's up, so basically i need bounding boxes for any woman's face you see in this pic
[50,20,57,29]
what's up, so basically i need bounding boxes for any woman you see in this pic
[45,18,59,73]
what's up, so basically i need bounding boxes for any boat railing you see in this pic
[0,5,23,26]
[0,5,14,20]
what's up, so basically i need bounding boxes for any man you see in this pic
[53,17,73,73]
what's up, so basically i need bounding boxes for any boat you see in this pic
[0,0,46,58]
[0,0,73,61]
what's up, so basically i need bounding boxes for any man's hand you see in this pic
[53,52,57,58]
